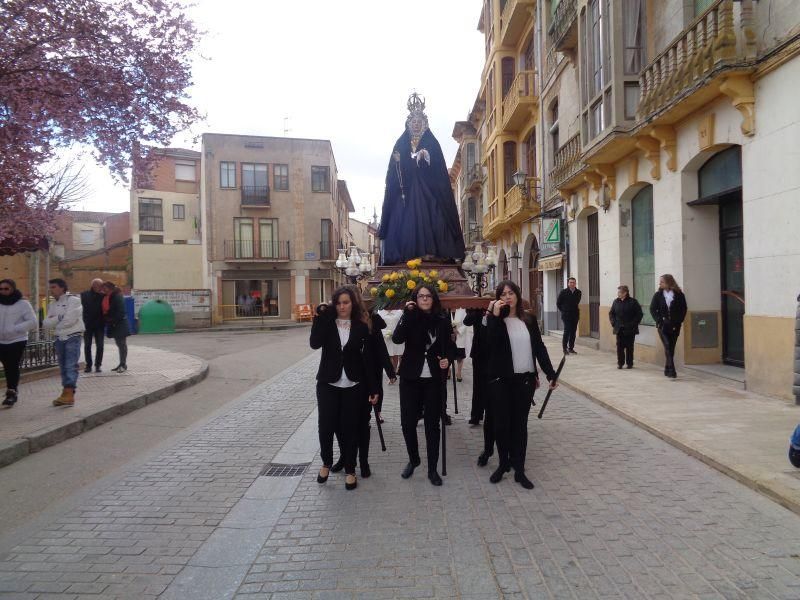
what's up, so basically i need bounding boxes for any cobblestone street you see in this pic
[1,350,799,599]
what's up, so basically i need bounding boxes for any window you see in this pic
[242,163,269,204]
[623,0,646,75]
[175,161,196,182]
[220,162,236,188]
[260,218,277,258]
[172,204,185,220]
[582,0,612,141]
[79,229,95,245]
[173,240,187,244]
[320,219,333,259]
[503,142,517,193]
[631,185,655,325]
[233,217,254,258]
[311,166,330,192]
[624,83,641,120]
[138,198,163,231]
[273,164,289,191]
[466,143,476,173]
[549,101,559,168]
[695,0,715,16]
[699,146,742,199]
[139,234,163,244]
[501,57,515,98]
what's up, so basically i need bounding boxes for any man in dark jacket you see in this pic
[80,279,105,373]
[609,285,643,369]
[556,277,581,354]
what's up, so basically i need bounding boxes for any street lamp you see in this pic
[335,246,374,285]
[461,242,498,295]
[512,169,529,197]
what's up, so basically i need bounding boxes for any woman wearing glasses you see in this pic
[0,279,38,407]
[392,283,453,486]
[310,286,378,491]
[486,280,557,490]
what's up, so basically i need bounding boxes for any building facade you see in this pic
[200,134,352,321]
[460,0,800,400]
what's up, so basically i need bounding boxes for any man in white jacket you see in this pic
[43,278,84,406]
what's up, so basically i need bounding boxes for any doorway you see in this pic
[720,198,744,365]
[527,240,543,326]
[587,212,600,338]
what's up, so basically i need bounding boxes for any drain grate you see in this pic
[259,462,310,477]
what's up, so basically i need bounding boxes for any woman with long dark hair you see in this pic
[0,279,37,407]
[101,281,130,373]
[392,283,453,486]
[649,274,688,379]
[486,280,557,489]
[310,286,378,490]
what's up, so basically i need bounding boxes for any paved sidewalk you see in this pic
[542,336,800,515]
[0,345,208,468]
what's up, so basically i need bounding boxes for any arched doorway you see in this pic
[527,237,543,324]
[499,249,509,281]
[694,146,744,366]
[587,211,600,338]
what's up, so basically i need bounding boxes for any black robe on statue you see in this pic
[378,129,465,265]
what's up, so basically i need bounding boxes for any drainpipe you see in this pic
[794,292,800,404]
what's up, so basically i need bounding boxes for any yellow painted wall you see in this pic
[132,244,203,290]
[744,315,794,401]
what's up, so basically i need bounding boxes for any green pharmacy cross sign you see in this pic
[541,218,563,257]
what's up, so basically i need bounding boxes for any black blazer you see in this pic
[81,289,105,330]
[609,296,644,335]
[556,288,582,319]
[392,309,454,381]
[104,292,130,338]
[649,290,687,330]
[369,313,396,383]
[486,312,557,382]
[463,308,488,363]
[309,311,377,394]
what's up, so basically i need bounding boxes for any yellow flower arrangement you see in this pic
[371,258,451,308]
[438,281,448,293]
[370,287,379,296]
[406,280,416,290]
[385,289,396,299]
[409,269,420,278]
[429,269,439,278]
[390,272,400,281]
[382,274,391,282]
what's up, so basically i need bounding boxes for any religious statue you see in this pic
[378,93,466,265]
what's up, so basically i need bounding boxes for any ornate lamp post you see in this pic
[512,169,529,197]
[461,242,498,295]
[335,246,374,286]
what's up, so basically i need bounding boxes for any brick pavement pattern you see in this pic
[1,351,800,599]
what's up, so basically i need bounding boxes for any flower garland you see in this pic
[370,258,450,309]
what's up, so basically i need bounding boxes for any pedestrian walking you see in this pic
[378,308,404,374]
[464,306,497,467]
[649,274,688,379]
[609,285,644,369]
[101,281,130,373]
[451,307,470,382]
[81,278,106,373]
[557,277,581,355]
[392,283,453,486]
[310,286,378,491]
[0,279,37,407]
[43,278,84,407]
[486,280,557,490]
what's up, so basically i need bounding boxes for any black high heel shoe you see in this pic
[317,466,330,483]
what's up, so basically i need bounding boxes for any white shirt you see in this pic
[505,317,535,374]
[663,290,675,308]
[330,320,358,388]
[419,331,437,379]
[43,293,85,340]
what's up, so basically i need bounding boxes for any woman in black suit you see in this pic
[649,274,688,379]
[392,283,453,486]
[310,286,378,490]
[486,280,557,490]
[101,281,130,373]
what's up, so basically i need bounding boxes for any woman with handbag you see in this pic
[310,286,378,491]
[649,274,688,379]
[101,281,130,373]
[486,280,557,490]
[392,283,453,486]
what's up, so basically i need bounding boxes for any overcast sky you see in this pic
[73,0,485,223]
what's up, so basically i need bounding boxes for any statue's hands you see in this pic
[412,149,430,166]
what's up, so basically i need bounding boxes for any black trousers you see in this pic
[492,374,535,473]
[84,327,104,368]
[317,382,361,474]
[399,377,442,472]
[482,374,495,456]
[658,323,681,373]
[337,391,374,467]
[470,361,485,422]
[0,341,27,391]
[562,317,578,352]
[114,336,128,367]
[616,332,635,367]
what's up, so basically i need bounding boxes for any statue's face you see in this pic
[409,115,424,137]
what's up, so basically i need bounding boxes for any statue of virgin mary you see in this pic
[378,94,466,265]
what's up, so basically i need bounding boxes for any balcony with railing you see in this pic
[503,177,541,226]
[465,225,483,247]
[543,45,564,86]
[319,241,337,261]
[499,0,536,47]
[637,0,757,129]
[548,133,584,190]
[502,70,538,131]
[241,185,270,206]
[224,239,290,260]
[460,164,482,193]
[550,0,578,52]
[483,198,503,241]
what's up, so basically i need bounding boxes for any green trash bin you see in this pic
[138,299,176,334]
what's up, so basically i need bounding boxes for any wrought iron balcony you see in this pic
[460,164,482,193]
[503,178,540,226]
[502,70,538,131]
[500,0,536,47]
[241,185,270,206]
[550,0,577,52]
[548,133,584,190]
[637,0,757,131]
[224,239,289,260]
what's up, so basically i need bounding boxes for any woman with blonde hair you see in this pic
[649,274,687,379]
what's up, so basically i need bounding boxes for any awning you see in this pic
[538,254,563,271]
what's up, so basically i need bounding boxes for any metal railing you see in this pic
[502,70,538,128]
[548,133,583,190]
[551,0,578,51]
[460,164,482,191]
[0,330,58,378]
[223,240,290,260]
[241,185,270,206]
[138,215,163,232]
